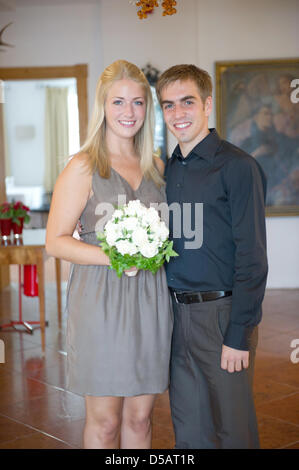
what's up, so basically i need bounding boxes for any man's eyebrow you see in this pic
[161,95,197,105]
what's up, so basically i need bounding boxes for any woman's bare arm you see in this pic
[46,153,110,266]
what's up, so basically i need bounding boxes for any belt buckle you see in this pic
[173,291,179,303]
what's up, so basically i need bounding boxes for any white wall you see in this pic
[99,0,198,152]
[0,0,102,115]
[0,0,298,287]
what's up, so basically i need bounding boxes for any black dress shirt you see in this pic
[165,128,268,351]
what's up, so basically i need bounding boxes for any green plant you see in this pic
[0,202,13,219]
[12,201,31,225]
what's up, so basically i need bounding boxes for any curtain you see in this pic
[44,87,69,193]
[2,103,11,178]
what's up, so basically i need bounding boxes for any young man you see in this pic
[156,65,268,449]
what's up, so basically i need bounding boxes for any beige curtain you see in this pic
[2,103,11,177]
[44,87,69,192]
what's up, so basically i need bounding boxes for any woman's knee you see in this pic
[125,411,152,435]
[86,412,121,441]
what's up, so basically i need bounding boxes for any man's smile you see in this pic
[173,122,192,129]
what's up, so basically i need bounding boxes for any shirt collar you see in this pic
[172,128,222,162]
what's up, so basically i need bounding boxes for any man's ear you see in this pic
[204,96,213,117]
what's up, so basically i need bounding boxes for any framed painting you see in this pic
[216,59,299,216]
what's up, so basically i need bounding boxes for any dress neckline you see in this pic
[111,167,144,192]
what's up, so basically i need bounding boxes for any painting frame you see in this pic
[216,58,299,217]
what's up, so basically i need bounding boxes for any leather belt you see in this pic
[170,289,232,304]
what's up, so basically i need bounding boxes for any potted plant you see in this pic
[0,202,14,238]
[12,201,31,236]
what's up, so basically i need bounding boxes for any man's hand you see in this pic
[221,345,249,373]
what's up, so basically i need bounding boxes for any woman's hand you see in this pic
[124,266,139,277]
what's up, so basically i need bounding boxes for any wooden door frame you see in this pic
[0,63,88,145]
[0,64,88,289]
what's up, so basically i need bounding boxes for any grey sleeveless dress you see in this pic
[66,168,173,397]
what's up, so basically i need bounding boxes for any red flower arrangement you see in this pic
[0,201,30,238]
[12,201,31,226]
[0,201,14,220]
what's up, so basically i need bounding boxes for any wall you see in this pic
[0,0,102,115]
[99,0,198,152]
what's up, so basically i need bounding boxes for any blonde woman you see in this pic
[46,60,173,449]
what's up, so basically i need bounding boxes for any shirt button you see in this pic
[177,183,181,188]
[182,161,187,166]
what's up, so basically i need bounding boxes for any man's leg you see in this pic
[169,299,217,448]
[169,296,260,449]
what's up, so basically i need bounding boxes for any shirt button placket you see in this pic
[176,159,186,200]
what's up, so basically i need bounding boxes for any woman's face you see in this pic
[104,79,146,142]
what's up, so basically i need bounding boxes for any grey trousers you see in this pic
[169,294,260,449]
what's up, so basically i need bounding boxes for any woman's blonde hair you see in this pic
[80,60,163,186]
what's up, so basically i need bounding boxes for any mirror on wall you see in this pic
[3,77,80,212]
[0,64,88,228]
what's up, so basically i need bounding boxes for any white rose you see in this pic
[132,227,149,247]
[150,221,169,242]
[144,206,160,226]
[122,216,139,231]
[124,200,143,216]
[139,241,159,258]
[111,209,123,221]
[105,221,121,246]
[115,239,138,256]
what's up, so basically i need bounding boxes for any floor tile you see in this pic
[1,283,299,449]
[254,379,298,406]
[256,393,299,426]
[257,414,299,449]
[0,415,35,443]
[0,431,73,449]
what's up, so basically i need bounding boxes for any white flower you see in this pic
[115,239,138,256]
[143,206,160,226]
[124,200,144,216]
[132,227,149,247]
[102,199,169,257]
[105,220,121,246]
[122,216,139,231]
[111,209,123,221]
[139,241,159,258]
[150,221,169,242]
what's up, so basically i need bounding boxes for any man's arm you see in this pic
[221,153,268,371]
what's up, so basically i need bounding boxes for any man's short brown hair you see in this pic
[156,64,212,105]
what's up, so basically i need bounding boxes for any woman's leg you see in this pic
[84,396,123,449]
[120,394,157,449]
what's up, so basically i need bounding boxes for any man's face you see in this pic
[160,79,212,155]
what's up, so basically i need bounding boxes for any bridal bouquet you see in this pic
[97,199,178,277]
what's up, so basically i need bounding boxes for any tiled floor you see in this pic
[0,263,298,449]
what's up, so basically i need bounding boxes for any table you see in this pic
[0,229,62,351]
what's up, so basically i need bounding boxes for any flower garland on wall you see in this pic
[131,1,177,19]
